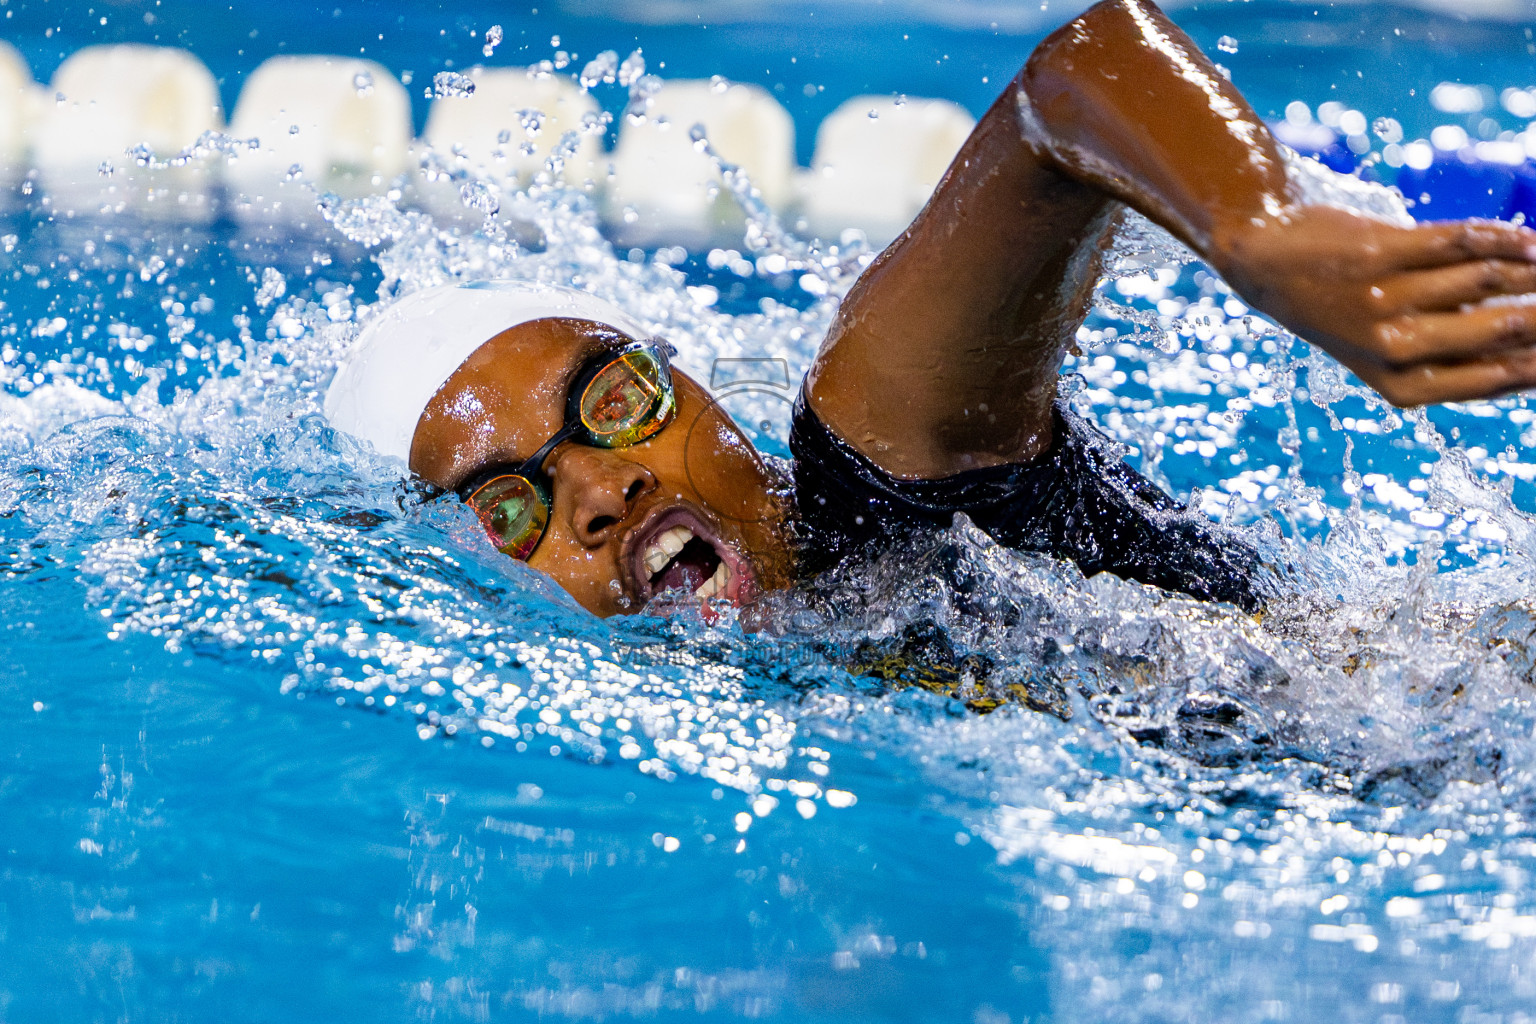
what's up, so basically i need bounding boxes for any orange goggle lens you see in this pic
[467,474,550,561]
[579,348,675,446]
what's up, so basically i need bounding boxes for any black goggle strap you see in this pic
[513,419,581,492]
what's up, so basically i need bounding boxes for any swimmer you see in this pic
[327,0,1536,619]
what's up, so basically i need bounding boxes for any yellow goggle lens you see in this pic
[579,349,674,446]
[467,475,549,561]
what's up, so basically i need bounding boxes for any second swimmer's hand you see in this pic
[1210,205,1536,407]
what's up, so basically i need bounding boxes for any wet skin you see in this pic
[415,0,1536,617]
[410,317,797,618]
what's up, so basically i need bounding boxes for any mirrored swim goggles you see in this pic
[455,339,677,561]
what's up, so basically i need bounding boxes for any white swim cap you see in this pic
[324,281,649,465]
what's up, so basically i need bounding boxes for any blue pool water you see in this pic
[10,2,1536,1022]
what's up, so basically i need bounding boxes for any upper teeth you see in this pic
[643,525,693,575]
[640,524,735,600]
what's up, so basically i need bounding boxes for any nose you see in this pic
[544,446,657,546]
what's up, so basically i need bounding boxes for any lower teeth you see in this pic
[697,563,729,598]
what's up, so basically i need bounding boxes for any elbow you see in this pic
[1023,0,1153,79]
[1014,4,1111,158]
[1019,1,1130,108]
[1017,0,1166,147]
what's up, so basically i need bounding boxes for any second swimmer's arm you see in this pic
[805,0,1536,481]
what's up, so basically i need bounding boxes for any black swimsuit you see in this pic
[788,393,1267,612]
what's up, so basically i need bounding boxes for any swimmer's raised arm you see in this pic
[1027,1,1536,408]
[806,0,1536,481]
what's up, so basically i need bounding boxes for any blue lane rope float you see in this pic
[1272,119,1536,225]
[1396,151,1521,222]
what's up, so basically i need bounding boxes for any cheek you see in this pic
[527,530,623,613]
[668,416,778,523]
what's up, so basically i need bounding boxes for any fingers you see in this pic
[1389,219,1536,271]
[1370,349,1536,407]
[1377,260,1536,313]
[1368,302,1536,368]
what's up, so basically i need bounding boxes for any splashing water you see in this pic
[579,49,620,90]
[481,24,503,59]
[11,58,1536,1021]
[430,70,476,99]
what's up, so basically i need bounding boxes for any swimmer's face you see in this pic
[410,318,796,618]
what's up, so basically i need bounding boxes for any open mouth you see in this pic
[629,506,753,607]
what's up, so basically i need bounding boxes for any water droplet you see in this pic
[285,164,304,181]
[618,49,646,88]
[255,267,287,308]
[431,71,476,99]
[1372,117,1403,144]
[459,180,500,216]
[1217,35,1239,54]
[579,50,619,89]
[625,74,662,122]
[353,70,374,96]
[481,24,503,59]
[97,161,114,178]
